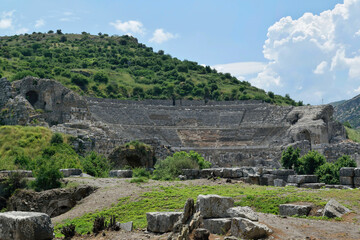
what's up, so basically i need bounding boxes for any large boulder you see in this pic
[8,185,96,217]
[193,228,210,240]
[323,199,350,218]
[0,211,53,240]
[59,168,82,177]
[146,212,182,233]
[109,170,133,178]
[231,217,272,239]
[203,218,231,235]
[279,204,311,216]
[196,194,234,218]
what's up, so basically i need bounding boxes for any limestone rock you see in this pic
[279,204,311,216]
[196,194,234,218]
[8,185,96,217]
[146,212,182,233]
[109,170,133,178]
[0,170,33,178]
[287,175,317,184]
[323,199,350,218]
[226,206,258,221]
[60,168,82,177]
[300,183,325,189]
[340,176,354,186]
[120,221,133,232]
[231,217,272,239]
[182,169,200,179]
[203,218,231,235]
[193,228,210,240]
[339,167,355,177]
[0,211,53,240]
[274,179,286,187]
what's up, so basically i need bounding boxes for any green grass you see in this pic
[345,126,360,143]
[54,183,360,237]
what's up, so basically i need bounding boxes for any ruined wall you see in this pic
[0,77,351,168]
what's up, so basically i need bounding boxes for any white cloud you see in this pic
[35,19,45,28]
[0,10,15,29]
[354,86,360,93]
[16,27,29,34]
[212,62,266,80]
[252,0,360,105]
[149,28,176,44]
[110,20,145,35]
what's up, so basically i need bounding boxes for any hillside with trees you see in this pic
[0,31,302,105]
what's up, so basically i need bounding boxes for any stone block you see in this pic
[260,174,275,186]
[230,168,243,178]
[0,211,53,240]
[109,170,133,178]
[354,177,360,187]
[60,168,82,177]
[226,206,258,221]
[221,168,233,178]
[300,183,325,189]
[200,168,222,178]
[231,217,272,239]
[287,175,317,184]
[339,167,355,177]
[279,204,311,216]
[286,183,299,187]
[0,170,33,178]
[323,199,350,218]
[182,169,200,179]
[146,212,182,233]
[203,218,231,235]
[194,228,210,240]
[120,221,133,232]
[243,175,260,185]
[354,168,360,177]
[340,176,353,186]
[196,194,234,218]
[272,169,295,176]
[274,179,286,187]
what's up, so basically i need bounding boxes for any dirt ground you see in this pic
[53,178,360,240]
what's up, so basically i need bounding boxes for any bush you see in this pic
[297,150,326,174]
[71,74,89,89]
[10,70,37,81]
[316,155,356,184]
[31,163,63,191]
[92,216,106,234]
[1,172,27,199]
[93,72,109,84]
[61,224,76,239]
[152,151,211,180]
[132,167,150,178]
[280,146,300,169]
[50,133,63,145]
[81,152,110,177]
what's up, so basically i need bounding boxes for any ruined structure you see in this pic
[0,77,356,168]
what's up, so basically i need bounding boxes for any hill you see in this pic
[334,94,360,128]
[0,31,301,106]
[329,99,346,107]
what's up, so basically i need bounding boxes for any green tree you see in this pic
[93,71,109,84]
[280,146,300,169]
[31,163,63,191]
[81,152,110,177]
[297,150,326,174]
[50,133,63,145]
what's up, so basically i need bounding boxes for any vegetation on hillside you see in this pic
[0,31,302,105]
[345,126,360,143]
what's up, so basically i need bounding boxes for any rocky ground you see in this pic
[53,178,360,240]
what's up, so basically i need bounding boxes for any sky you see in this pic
[2,0,360,105]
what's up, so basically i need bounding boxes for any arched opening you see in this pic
[298,130,311,143]
[25,91,39,106]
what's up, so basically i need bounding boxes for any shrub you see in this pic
[50,133,63,145]
[280,146,300,169]
[31,163,63,191]
[93,71,109,84]
[297,150,326,174]
[71,74,89,90]
[152,151,211,180]
[81,152,110,177]
[92,216,106,234]
[10,70,37,81]
[132,167,150,178]
[1,172,27,199]
[61,224,76,239]
[316,155,356,184]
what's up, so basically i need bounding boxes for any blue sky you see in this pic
[3,0,360,105]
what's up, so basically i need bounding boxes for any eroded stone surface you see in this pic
[226,206,258,221]
[196,194,234,218]
[203,218,231,235]
[146,212,182,233]
[323,199,350,218]
[279,204,311,217]
[231,217,272,239]
[0,211,53,240]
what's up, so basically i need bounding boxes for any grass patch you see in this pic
[54,183,360,237]
[345,126,360,143]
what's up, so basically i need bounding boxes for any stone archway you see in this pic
[298,129,311,143]
[25,91,39,107]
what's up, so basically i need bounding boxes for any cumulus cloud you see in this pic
[149,28,176,44]
[250,0,360,104]
[35,19,45,28]
[110,20,145,35]
[0,10,14,29]
[16,27,29,35]
[212,62,266,81]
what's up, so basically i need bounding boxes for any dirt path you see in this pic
[53,178,360,240]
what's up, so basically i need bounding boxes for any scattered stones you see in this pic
[60,168,82,177]
[323,199,350,218]
[109,170,133,178]
[279,204,311,217]
[193,228,210,240]
[0,211,54,240]
[196,194,234,218]
[286,183,299,187]
[231,217,272,239]
[226,206,258,221]
[203,218,231,235]
[146,212,182,233]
